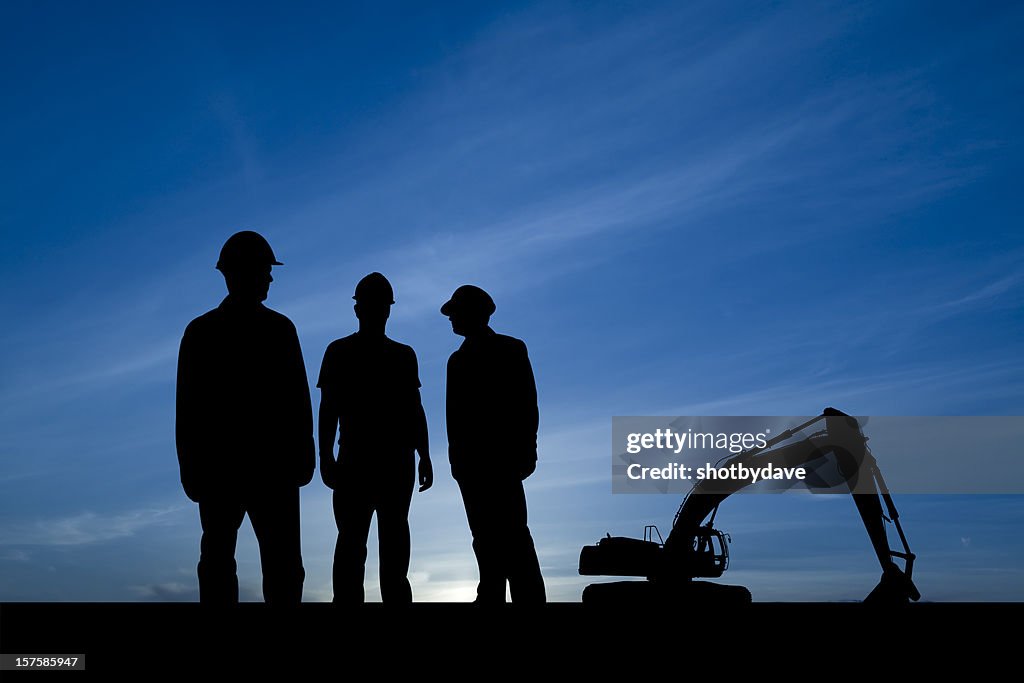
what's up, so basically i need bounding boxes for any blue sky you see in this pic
[1,0,1022,602]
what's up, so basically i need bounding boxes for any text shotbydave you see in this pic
[626,462,807,482]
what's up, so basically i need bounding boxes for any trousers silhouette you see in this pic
[457,472,545,603]
[197,487,305,604]
[332,456,415,604]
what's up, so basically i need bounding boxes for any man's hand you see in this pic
[518,451,537,480]
[320,453,338,490]
[418,454,434,492]
[181,475,202,504]
[298,449,315,487]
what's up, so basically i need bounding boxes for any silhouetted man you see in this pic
[176,231,314,604]
[442,285,546,604]
[318,272,433,604]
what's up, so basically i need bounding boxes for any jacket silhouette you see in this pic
[442,285,545,604]
[318,272,432,604]
[447,332,538,480]
[176,231,314,604]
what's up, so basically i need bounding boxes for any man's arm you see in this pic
[414,395,433,492]
[318,389,339,490]
[445,353,463,471]
[514,339,539,478]
[410,350,432,492]
[288,324,316,487]
[175,326,203,502]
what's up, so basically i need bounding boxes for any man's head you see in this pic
[353,272,394,328]
[216,231,281,303]
[441,285,495,337]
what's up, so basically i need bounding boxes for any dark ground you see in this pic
[1,602,1020,674]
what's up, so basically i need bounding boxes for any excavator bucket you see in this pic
[864,566,921,604]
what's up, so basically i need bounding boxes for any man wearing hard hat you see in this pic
[175,231,315,604]
[441,285,546,604]
[317,272,433,604]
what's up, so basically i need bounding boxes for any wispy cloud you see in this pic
[1,548,31,562]
[130,581,199,602]
[931,270,1024,314]
[0,505,188,547]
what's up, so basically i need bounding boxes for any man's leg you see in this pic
[457,475,507,603]
[503,477,546,604]
[198,497,246,605]
[333,466,375,604]
[376,454,415,604]
[248,486,305,604]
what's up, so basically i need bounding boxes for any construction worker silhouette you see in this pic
[175,231,315,604]
[318,273,433,604]
[442,285,546,604]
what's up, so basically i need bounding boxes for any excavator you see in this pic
[579,408,921,604]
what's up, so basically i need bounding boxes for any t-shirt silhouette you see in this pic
[317,332,422,462]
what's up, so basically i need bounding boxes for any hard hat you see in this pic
[215,231,283,271]
[440,285,496,317]
[353,272,395,304]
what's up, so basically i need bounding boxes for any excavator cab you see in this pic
[579,522,730,579]
[689,524,730,578]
